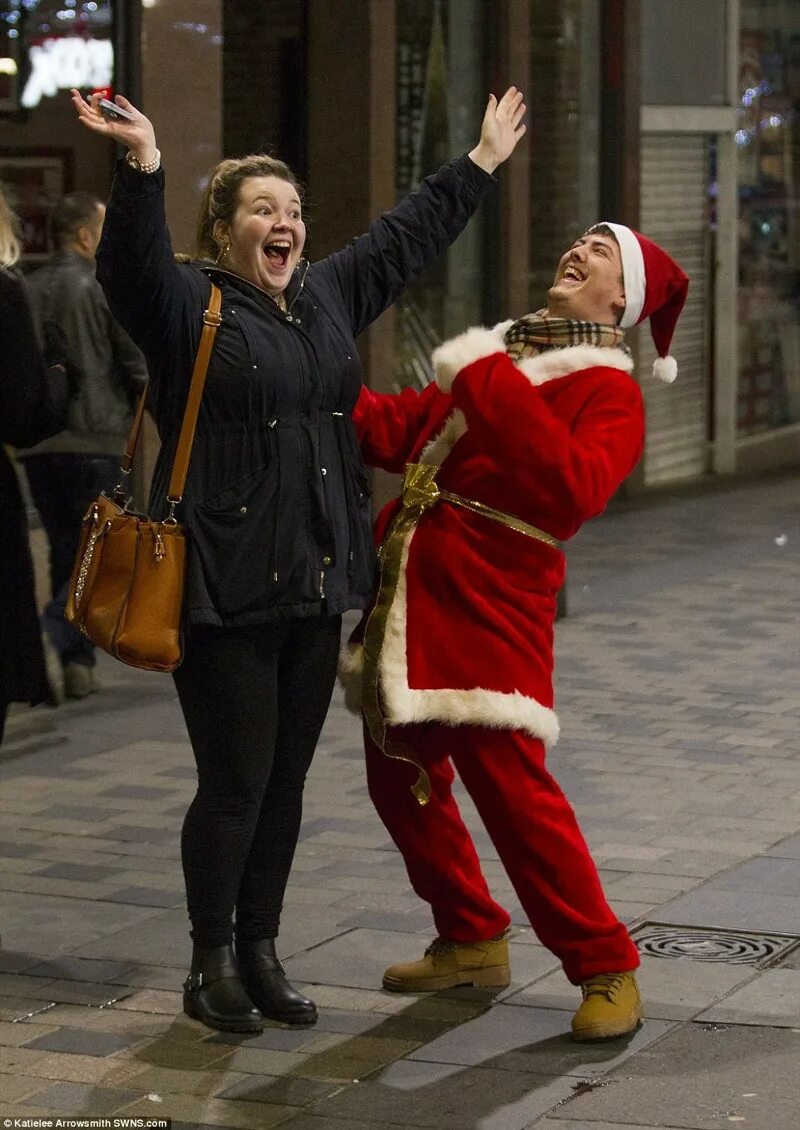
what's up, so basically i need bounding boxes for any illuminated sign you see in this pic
[21,35,113,109]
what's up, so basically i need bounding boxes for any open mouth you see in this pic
[264,240,292,269]
[561,263,586,284]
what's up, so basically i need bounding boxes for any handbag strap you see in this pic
[118,283,222,513]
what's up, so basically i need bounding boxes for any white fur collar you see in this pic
[516,344,634,386]
[432,324,634,394]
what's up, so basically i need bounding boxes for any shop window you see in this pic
[0,0,114,261]
[394,0,487,392]
[641,0,727,107]
[0,0,114,114]
[737,4,800,435]
[527,0,600,311]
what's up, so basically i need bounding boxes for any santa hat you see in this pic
[591,222,689,383]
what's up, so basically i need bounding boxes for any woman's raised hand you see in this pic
[70,90,158,166]
[468,86,527,174]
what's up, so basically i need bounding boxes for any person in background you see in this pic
[72,84,525,1036]
[18,192,148,700]
[343,222,688,1043]
[0,187,69,744]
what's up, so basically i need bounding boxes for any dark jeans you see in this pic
[23,453,121,667]
[173,614,342,948]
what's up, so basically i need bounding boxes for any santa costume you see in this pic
[340,225,689,986]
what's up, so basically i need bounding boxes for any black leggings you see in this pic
[173,614,342,948]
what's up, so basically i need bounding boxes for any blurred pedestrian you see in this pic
[344,223,689,1042]
[0,188,69,743]
[18,192,147,700]
[71,85,525,1034]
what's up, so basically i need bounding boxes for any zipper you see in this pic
[319,569,326,599]
[285,260,309,321]
[205,260,309,321]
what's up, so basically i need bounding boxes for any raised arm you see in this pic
[353,382,443,472]
[435,344,645,531]
[70,90,206,356]
[318,87,527,337]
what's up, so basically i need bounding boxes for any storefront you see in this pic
[0,0,117,259]
[3,0,799,488]
[735,0,800,472]
[387,0,800,488]
[391,0,603,397]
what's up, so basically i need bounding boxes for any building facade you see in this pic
[2,0,798,491]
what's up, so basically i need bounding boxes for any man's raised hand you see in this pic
[469,86,527,174]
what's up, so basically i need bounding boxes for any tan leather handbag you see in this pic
[65,284,222,672]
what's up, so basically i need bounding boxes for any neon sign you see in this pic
[21,34,112,108]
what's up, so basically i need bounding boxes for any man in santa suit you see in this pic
[340,223,688,1041]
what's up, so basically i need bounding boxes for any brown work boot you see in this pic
[571,971,643,1042]
[382,934,510,992]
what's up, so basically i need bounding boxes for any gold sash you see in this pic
[361,463,560,806]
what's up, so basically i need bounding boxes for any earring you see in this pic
[216,240,230,265]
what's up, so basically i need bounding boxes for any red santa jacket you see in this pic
[340,324,645,745]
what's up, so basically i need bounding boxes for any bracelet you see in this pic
[125,148,161,175]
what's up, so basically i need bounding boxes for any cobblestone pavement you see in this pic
[1,471,799,1129]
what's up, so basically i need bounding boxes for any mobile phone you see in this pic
[98,98,135,123]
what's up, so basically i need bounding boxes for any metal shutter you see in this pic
[639,133,711,484]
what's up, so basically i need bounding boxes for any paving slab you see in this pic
[0,890,166,956]
[701,854,800,896]
[117,1092,299,1127]
[695,968,800,1026]
[24,1027,144,1056]
[16,1079,147,1114]
[309,1057,577,1129]
[405,1003,674,1076]
[762,833,800,859]
[646,886,800,934]
[547,1022,800,1129]
[536,1123,688,1129]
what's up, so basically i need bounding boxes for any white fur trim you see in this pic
[492,319,514,337]
[516,344,634,387]
[419,409,468,467]
[653,355,677,383]
[379,527,560,745]
[603,222,645,329]
[432,325,507,392]
[338,642,365,715]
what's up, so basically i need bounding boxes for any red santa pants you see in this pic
[365,721,640,985]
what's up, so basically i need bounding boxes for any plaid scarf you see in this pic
[503,310,628,362]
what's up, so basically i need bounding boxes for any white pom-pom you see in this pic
[653,355,678,383]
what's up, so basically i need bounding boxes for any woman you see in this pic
[0,188,69,743]
[71,85,525,1034]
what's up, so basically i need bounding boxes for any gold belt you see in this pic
[361,463,560,806]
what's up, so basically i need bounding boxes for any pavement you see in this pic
[1,469,800,1130]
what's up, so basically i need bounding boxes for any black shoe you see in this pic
[182,943,265,1033]
[237,938,317,1026]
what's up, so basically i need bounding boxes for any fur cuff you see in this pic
[432,325,507,393]
[337,643,364,715]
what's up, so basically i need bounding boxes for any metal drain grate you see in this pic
[632,925,800,966]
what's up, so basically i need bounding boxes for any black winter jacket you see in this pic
[21,251,147,456]
[0,270,68,704]
[97,155,494,627]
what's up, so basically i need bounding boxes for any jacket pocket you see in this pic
[225,307,259,368]
[336,416,375,593]
[191,463,281,617]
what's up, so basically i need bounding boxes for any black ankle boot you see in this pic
[237,938,317,1026]
[183,943,265,1033]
